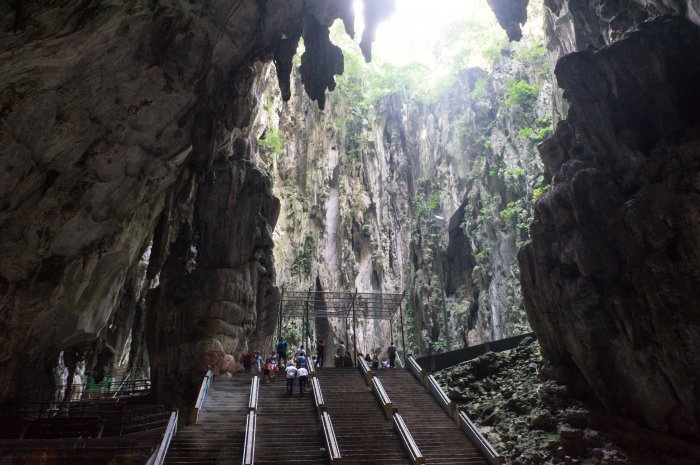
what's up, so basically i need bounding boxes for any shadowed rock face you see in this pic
[0,0,389,404]
[519,17,700,441]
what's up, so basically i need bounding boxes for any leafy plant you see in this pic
[504,79,539,110]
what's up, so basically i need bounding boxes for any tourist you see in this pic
[316,340,325,368]
[371,354,379,370]
[297,365,309,394]
[277,337,288,364]
[381,357,390,369]
[285,362,297,395]
[343,352,353,368]
[364,353,371,363]
[296,350,308,369]
[388,341,397,368]
[336,341,346,368]
[263,358,272,383]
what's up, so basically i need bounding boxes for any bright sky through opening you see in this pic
[356,0,501,66]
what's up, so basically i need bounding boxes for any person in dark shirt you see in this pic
[316,340,325,368]
[277,337,288,364]
[388,341,397,368]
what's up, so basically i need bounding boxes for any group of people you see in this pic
[273,337,400,395]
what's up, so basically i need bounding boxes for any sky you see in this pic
[356,0,500,66]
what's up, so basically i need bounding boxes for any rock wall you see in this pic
[0,0,388,404]
[520,16,700,441]
[260,16,552,359]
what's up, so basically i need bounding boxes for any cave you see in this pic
[2,0,700,463]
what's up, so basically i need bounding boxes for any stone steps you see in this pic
[373,369,490,465]
[163,374,253,465]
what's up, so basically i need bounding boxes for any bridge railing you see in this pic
[393,412,425,465]
[190,370,213,425]
[147,409,178,465]
[371,377,393,419]
[321,411,341,464]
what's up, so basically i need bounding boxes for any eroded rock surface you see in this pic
[519,17,700,441]
[0,0,388,404]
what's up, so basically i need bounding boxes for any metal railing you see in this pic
[148,409,178,465]
[407,356,426,384]
[248,376,259,412]
[458,411,505,465]
[242,410,256,465]
[320,411,341,465]
[371,377,393,419]
[190,370,213,425]
[359,357,374,386]
[311,378,326,414]
[393,412,425,465]
[414,332,535,372]
[426,375,456,418]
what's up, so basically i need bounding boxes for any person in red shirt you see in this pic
[316,340,325,368]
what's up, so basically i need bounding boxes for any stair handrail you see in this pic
[190,370,213,425]
[311,377,326,413]
[320,411,341,464]
[457,411,505,465]
[147,409,178,465]
[308,358,317,377]
[371,377,394,418]
[407,356,426,383]
[426,375,456,417]
[359,357,374,386]
[248,376,259,412]
[242,410,256,465]
[393,412,425,465]
[111,372,132,398]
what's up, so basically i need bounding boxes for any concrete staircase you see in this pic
[316,369,411,465]
[374,369,490,465]
[254,378,327,464]
[164,374,253,465]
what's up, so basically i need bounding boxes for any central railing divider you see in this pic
[371,377,394,418]
[321,411,341,465]
[190,370,213,425]
[393,412,425,465]
[242,376,259,465]
[359,357,374,386]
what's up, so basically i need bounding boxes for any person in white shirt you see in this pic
[297,366,309,394]
[285,364,298,395]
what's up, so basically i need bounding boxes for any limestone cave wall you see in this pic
[510,0,700,443]
[0,0,391,405]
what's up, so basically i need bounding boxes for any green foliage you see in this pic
[258,127,284,169]
[470,79,489,100]
[499,201,520,222]
[475,247,492,264]
[504,79,539,110]
[291,234,315,277]
[533,184,551,202]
